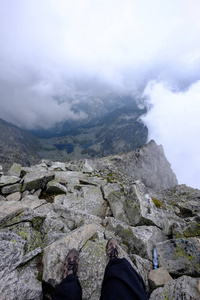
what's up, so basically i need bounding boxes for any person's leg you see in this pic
[52,249,82,300]
[100,239,149,300]
[52,275,82,300]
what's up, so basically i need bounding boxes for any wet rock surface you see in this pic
[0,141,199,300]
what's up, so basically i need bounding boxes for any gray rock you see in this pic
[157,238,200,276]
[21,166,34,175]
[22,190,30,198]
[150,275,200,300]
[0,201,45,228]
[41,159,52,167]
[103,216,130,232]
[41,213,70,246]
[6,191,21,201]
[131,254,153,290]
[81,186,107,218]
[102,182,121,200]
[33,189,42,197]
[172,218,200,239]
[35,202,54,216]
[123,181,171,234]
[49,162,67,171]
[157,184,200,218]
[87,140,178,191]
[54,171,83,185]
[0,175,20,186]
[0,201,26,226]
[79,239,107,300]
[7,163,22,177]
[0,231,26,278]
[42,223,103,287]
[18,247,42,266]
[22,171,55,191]
[0,195,6,201]
[54,194,65,205]
[81,159,94,173]
[116,223,167,260]
[1,183,22,194]
[53,203,102,229]
[57,186,107,219]
[0,258,42,300]
[46,179,68,194]
[0,230,42,278]
[148,267,173,291]
[107,191,129,223]
[2,221,43,252]
[103,217,167,260]
[79,178,97,187]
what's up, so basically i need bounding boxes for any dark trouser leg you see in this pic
[52,275,82,300]
[100,258,149,300]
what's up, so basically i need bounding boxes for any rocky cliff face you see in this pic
[0,118,40,171]
[0,141,199,300]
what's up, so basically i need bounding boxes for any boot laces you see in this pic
[108,247,118,259]
[67,260,78,275]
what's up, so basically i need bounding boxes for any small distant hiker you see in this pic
[52,238,149,300]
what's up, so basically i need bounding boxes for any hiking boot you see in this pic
[106,238,120,264]
[63,249,79,278]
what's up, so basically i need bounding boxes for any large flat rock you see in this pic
[42,223,103,287]
[22,171,55,191]
[157,238,200,276]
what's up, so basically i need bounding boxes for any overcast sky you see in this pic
[0,0,200,188]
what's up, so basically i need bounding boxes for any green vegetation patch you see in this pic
[152,197,163,208]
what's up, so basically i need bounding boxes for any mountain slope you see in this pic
[37,105,148,161]
[0,118,40,171]
[0,103,148,169]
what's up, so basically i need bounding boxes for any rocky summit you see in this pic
[0,140,199,300]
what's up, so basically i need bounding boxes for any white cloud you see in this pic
[142,80,200,189]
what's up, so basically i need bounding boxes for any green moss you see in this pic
[163,290,170,300]
[3,222,43,252]
[18,227,30,240]
[152,197,163,208]
[115,225,134,249]
[183,222,200,237]
[106,172,115,183]
[173,231,184,239]
[174,242,195,262]
[37,273,43,282]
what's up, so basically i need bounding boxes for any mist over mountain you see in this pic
[0,98,148,171]
[30,94,143,138]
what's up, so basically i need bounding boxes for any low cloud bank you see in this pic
[0,0,200,129]
[142,80,200,189]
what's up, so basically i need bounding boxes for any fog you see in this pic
[142,80,200,189]
[0,0,200,188]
